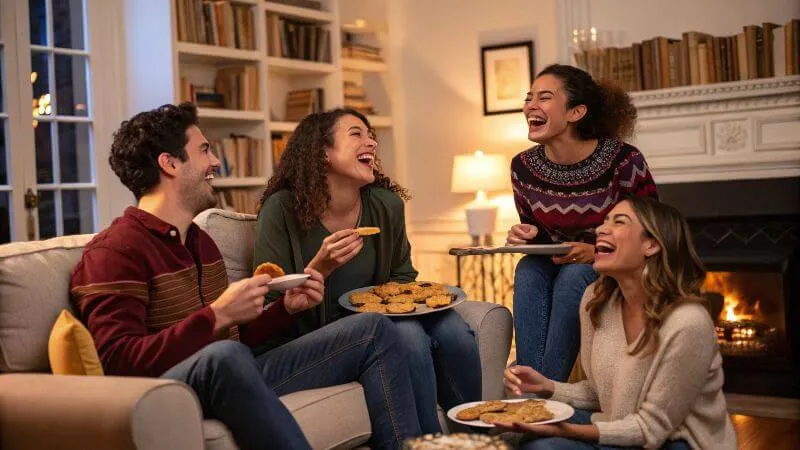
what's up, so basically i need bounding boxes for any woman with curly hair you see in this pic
[253,108,482,433]
[498,196,736,449]
[508,64,658,382]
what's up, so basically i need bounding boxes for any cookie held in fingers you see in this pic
[349,292,382,306]
[386,302,416,314]
[355,227,380,236]
[254,262,285,278]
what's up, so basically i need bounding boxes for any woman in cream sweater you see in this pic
[498,196,737,449]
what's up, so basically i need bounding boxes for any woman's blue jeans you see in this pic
[513,255,597,381]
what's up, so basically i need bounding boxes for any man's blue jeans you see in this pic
[391,309,482,434]
[162,313,421,450]
[518,409,691,449]
[513,255,598,381]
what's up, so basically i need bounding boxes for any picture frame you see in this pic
[480,41,535,116]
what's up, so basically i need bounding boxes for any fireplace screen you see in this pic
[701,271,786,358]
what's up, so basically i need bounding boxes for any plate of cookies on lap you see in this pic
[338,281,467,316]
[447,399,574,428]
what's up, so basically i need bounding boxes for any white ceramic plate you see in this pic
[338,283,467,317]
[447,399,575,428]
[267,274,310,292]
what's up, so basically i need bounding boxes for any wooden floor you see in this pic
[731,414,800,449]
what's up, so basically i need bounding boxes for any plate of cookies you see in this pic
[447,399,574,428]
[338,281,467,316]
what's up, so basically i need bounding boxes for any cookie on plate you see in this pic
[349,292,383,306]
[386,302,416,314]
[386,294,416,304]
[425,294,454,309]
[373,282,404,299]
[254,262,285,278]
[359,303,387,313]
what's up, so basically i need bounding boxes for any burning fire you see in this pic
[702,272,763,323]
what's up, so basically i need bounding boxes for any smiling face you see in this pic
[325,114,377,186]
[523,74,587,144]
[176,125,221,215]
[593,200,661,276]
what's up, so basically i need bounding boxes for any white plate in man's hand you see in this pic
[267,274,310,291]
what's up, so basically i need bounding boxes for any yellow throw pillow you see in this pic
[48,310,104,376]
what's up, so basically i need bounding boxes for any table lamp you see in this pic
[451,150,509,245]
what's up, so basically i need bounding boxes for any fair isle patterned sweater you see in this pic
[511,138,658,244]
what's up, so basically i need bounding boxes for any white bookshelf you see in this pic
[124,0,400,212]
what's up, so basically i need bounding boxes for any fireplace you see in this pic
[659,177,800,398]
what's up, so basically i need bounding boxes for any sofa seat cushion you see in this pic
[202,420,237,450]
[0,234,94,372]
[280,382,371,450]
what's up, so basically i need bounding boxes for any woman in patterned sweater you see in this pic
[508,64,657,381]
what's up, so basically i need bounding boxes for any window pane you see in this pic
[37,190,56,239]
[34,121,54,183]
[31,52,52,118]
[62,189,93,234]
[53,0,85,50]
[0,192,10,244]
[29,0,48,46]
[0,121,7,185]
[54,54,88,116]
[58,122,92,183]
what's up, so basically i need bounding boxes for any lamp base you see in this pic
[465,205,497,246]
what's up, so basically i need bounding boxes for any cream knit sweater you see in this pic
[550,286,737,449]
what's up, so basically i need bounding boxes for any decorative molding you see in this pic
[754,114,800,152]
[713,120,749,154]
[631,76,800,108]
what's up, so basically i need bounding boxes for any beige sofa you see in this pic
[0,208,513,450]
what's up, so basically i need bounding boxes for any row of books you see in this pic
[175,0,255,50]
[214,188,262,215]
[210,136,265,178]
[179,64,260,111]
[341,42,383,62]
[343,81,376,116]
[574,20,800,91]
[285,89,325,121]
[266,14,332,62]
[271,132,291,168]
[267,0,322,10]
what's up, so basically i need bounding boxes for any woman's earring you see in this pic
[642,263,649,278]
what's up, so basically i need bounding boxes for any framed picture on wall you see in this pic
[480,41,534,116]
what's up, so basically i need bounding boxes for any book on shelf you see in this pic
[215,188,262,215]
[266,13,331,62]
[574,19,800,92]
[285,89,324,121]
[341,32,383,62]
[271,132,291,169]
[180,64,260,111]
[210,136,265,178]
[175,0,255,50]
[343,81,376,115]
[266,0,322,10]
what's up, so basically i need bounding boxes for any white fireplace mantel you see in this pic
[630,75,800,184]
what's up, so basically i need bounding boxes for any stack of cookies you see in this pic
[349,281,456,314]
[455,399,554,424]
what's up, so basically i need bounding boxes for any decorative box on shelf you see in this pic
[630,75,800,184]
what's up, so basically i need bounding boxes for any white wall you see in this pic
[392,0,560,280]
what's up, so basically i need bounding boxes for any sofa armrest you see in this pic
[454,301,513,400]
[0,374,205,450]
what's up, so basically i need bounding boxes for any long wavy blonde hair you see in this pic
[585,196,707,355]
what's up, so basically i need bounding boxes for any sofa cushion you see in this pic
[202,420,238,450]
[280,382,371,450]
[194,209,257,283]
[0,234,94,372]
[48,309,103,376]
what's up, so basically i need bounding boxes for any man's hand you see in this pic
[551,242,595,265]
[308,229,363,278]
[283,268,325,315]
[504,365,555,398]
[506,224,538,245]
[210,274,272,333]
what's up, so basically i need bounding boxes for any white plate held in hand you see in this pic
[267,274,310,292]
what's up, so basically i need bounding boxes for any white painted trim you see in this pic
[29,45,89,56]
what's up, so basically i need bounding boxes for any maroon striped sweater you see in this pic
[511,138,658,244]
[71,207,295,377]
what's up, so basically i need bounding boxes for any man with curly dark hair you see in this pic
[70,103,421,450]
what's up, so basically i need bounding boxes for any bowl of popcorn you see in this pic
[403,433,509,449]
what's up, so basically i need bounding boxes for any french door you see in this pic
[1,0,109,243]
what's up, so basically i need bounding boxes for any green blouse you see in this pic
[253,186,417,347]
